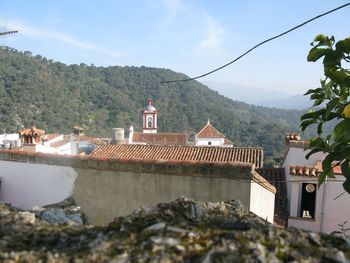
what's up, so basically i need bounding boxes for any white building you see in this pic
[19,127,105,155]
[195,120,233,147]
[127,99,188,145]
[283,133,350,233]
[143,98,157,134]
[0,133,21,148]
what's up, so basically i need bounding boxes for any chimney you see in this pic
[285,133,301,145]
[111,128,125,144]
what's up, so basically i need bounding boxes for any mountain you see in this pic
[204,81,312,110]
[258,94,313,110]
[0,47,318,164]
[203,81,289,106]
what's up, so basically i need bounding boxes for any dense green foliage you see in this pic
[0,46,319,163]
[301,35,350,192]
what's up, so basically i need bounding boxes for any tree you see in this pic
[301,35,350,193]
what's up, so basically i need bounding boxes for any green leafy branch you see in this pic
[301,35,350,193]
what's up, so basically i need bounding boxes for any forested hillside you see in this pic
[0,46,315,163]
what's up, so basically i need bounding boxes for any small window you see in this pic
[208,141,212,145]
[299,183,316,218]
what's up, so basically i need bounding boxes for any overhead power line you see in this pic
[161,2,350,84]
[0,30,18,36]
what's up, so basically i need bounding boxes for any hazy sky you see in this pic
[1,0,349,95]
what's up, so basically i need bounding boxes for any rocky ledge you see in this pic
[0,197,349,262]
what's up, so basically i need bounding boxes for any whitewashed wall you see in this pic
[196,138,224,146]
[0,160,77,209]
[283,147,324,210]
[288,175,350,233]
[250,181,275,223]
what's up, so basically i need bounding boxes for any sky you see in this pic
[1,0,349,96]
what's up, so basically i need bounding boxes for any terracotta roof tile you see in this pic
[20,127,45,136]
[196,122,226,139]
[290,161,343,176]
[71,135,105,145]
[289,165,319,176]
[132,132,187,145]
[43,133,61,141]
[73,126,84,131]
[224,138,233,145]
[256,168,288,227]
[50,140,70,148]
[90,144,263,168]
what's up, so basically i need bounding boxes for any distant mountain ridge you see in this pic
[258,94,313,110]
[204,81,312,110]
[0,46,319,163]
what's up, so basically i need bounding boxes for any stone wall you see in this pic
[0,150,275,224]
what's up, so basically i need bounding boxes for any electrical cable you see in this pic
[161,2,350,84]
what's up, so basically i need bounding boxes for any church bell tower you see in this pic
[143,98,158,133]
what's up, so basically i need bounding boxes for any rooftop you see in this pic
[196,121,226,139]
[90,144,263,168]
[290,161,342,176]
[20,127,45,136]
[132,132,187,146]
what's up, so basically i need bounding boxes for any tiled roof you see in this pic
[290,161,342,176]
[256,168,288,227]
[196,122,226,139]
[43,133,61,141]
[20,127,45,136]
[71,135,105,145]
[90,144,263,168]
[73,126,84,131]
[50,140,70,148]
[289,165,319,176]
[132,132,187,146]
[224,138,233,145]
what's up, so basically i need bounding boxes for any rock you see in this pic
[150,236,180,246]
[39,208,83,225]
[16,211,36,224]
[0,197,349,262]
[144,222,166,232]
[34,198,86,225]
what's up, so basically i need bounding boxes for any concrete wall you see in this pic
[0,150,275,225]
[73,169,252,225]
[288,175,350,233]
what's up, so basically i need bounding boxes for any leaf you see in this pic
[300,110,321,121]
[323,153,335,172]
[317,122,323,135]
[341,161,350,180]
[324,98,339,120]
[300,119,316,131]
[312,34,333,47]
[342,179,350,194]
[313,98,324,106]
[307,48,328,62]
[334,119,350,142]
[318,172,327,188]
[335,38,350,53]
[323,50,342,67]
[305,148,322,159]
[304,89,316,95]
